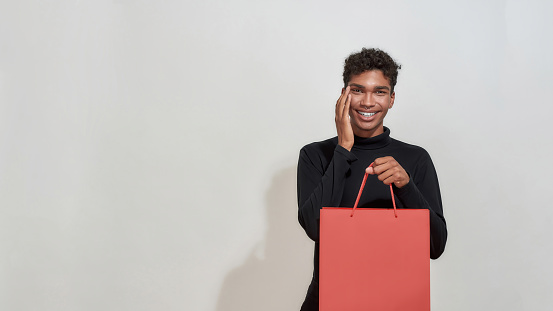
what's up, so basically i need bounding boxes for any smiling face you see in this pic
[345,70,395,138]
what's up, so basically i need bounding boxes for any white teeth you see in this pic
[358,111,376,117]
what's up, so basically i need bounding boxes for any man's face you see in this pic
[345,70,395,138]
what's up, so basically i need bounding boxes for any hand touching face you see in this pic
[335,86,354,151]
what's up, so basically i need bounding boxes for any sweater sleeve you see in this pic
[393,154,447,259]
[297,144,357,241]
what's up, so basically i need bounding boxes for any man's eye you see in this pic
[352,89,361,93]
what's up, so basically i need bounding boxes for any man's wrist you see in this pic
[335,144,358,163]
[338,140,353,151]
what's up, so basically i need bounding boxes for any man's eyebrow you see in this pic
[347,83,390,91]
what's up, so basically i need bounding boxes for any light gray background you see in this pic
[1,1,552,310]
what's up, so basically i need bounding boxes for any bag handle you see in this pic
[350,162,398,218]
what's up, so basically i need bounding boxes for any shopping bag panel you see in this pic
[320,207,430,311]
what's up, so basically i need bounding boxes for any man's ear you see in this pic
[389,92,395,108]
[341,87,346,95]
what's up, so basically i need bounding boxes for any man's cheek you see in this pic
[348,107,355,119]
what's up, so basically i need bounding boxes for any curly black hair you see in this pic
[343,48,401,92]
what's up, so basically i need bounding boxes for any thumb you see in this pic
[365,163,375,175]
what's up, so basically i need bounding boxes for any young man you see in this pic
[297,48,447,311]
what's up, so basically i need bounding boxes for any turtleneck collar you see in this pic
[352,127,392,150]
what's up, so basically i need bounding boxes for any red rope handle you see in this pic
[350,162,398,218]
[350,172,368,217]
[390,183,398,218]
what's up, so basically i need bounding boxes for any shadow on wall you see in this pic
[215,166,314,311]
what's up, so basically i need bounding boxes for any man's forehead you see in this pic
[348,70,391,89]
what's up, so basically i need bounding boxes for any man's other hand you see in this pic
[366,157,410,188]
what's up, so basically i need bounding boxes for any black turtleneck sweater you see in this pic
[297,127,447,302]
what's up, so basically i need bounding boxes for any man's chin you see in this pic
[352,125,384,138]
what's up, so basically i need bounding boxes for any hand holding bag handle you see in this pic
[351,162,398,218]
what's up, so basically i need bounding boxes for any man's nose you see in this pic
[361,93,375,108]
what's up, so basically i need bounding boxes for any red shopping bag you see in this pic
[320,170,430,311]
